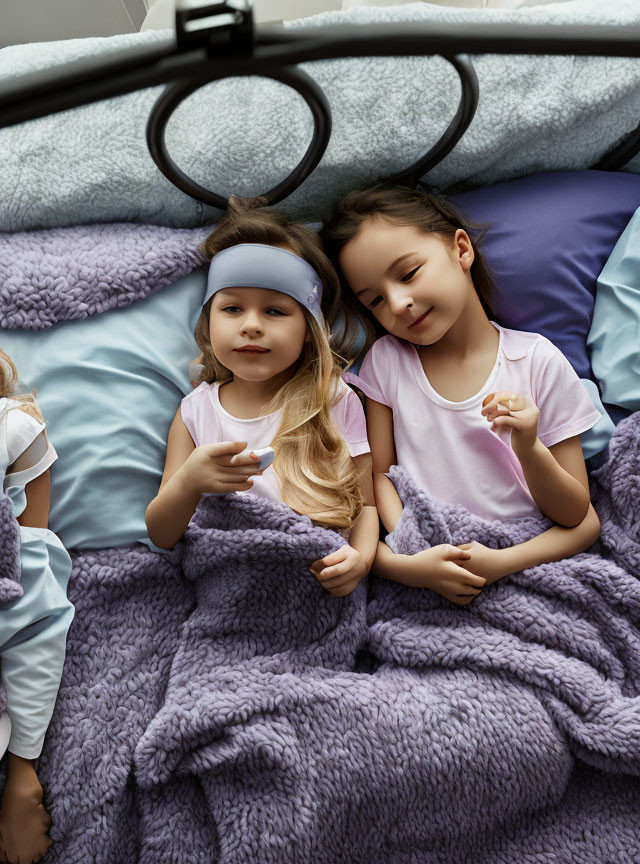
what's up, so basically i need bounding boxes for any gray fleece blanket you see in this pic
[2,0,640,231]
[125,415,640,864]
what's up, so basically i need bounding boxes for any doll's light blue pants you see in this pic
[0,525,74,760]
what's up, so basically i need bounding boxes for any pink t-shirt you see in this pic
[180,378,370,506]
[343,322,601,522]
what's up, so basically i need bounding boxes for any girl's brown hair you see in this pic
[194,196,363,530]
[320,183,497,357]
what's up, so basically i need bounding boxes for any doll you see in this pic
[0,350,74,864]
[146,198,379,597]
[321,183,602,604]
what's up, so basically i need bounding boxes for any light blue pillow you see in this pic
[1,270,205,549]
[588,206,640,415]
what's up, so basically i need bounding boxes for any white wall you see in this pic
[0,0,343,47]
[0,0,147,46]
[142,0,342,31]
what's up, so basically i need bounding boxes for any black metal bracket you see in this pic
[175,1,253,53]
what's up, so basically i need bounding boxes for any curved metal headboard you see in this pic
[146,64,334,210]
[145,49,479,207]
[1,4,639,209]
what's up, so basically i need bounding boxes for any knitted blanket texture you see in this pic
[27,413,640,863]
[0,491,22,717]
[0,490,22,607]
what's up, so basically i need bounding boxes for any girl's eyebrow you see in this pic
[355,252,417,297]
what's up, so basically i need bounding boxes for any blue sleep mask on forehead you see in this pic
[201,243,324,323]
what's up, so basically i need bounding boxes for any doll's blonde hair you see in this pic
[193,197,363,530]
[0,349,43,422]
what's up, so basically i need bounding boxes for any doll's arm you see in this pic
[1,429,54,863]
[15,470,50,529]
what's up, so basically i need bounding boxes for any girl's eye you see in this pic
[400,266,421,283]
[368,296,383,309]
[221,305,285,315]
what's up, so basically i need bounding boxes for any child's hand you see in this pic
[456,541,509,585]
[310,545,367,597]
[0,754,52,864]
[180,440,263,496]
[481,391,539,453]
[408,544,485,605]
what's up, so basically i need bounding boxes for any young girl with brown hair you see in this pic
[321,183,602,605]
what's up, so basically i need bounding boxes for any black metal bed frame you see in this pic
[1,1,639,208]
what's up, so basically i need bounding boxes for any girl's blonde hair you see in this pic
[0,349,43,422]
[194,197,363,530]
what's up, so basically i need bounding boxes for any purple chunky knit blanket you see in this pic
[135,491,367,787]
[0,490,22,607]
[31,413,640,864]
[0,491,22,717]
[130,418,640,864]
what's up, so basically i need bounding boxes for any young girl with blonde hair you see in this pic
[0,350,74,864]
[146,198,378,597]
[321,183,602,605]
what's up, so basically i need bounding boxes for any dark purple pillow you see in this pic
[450,170,640,381]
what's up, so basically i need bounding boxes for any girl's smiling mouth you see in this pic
[233,345,270,353]
[408,308,433,329]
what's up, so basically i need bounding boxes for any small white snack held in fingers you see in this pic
[231,445,274,471]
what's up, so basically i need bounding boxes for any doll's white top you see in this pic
[344,322,601,523]
[180,377,370,506]
[0,399,57,517]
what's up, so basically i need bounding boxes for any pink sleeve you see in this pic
[342,337,392,406]
[332,384,370,457]
[531,339,602,449]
